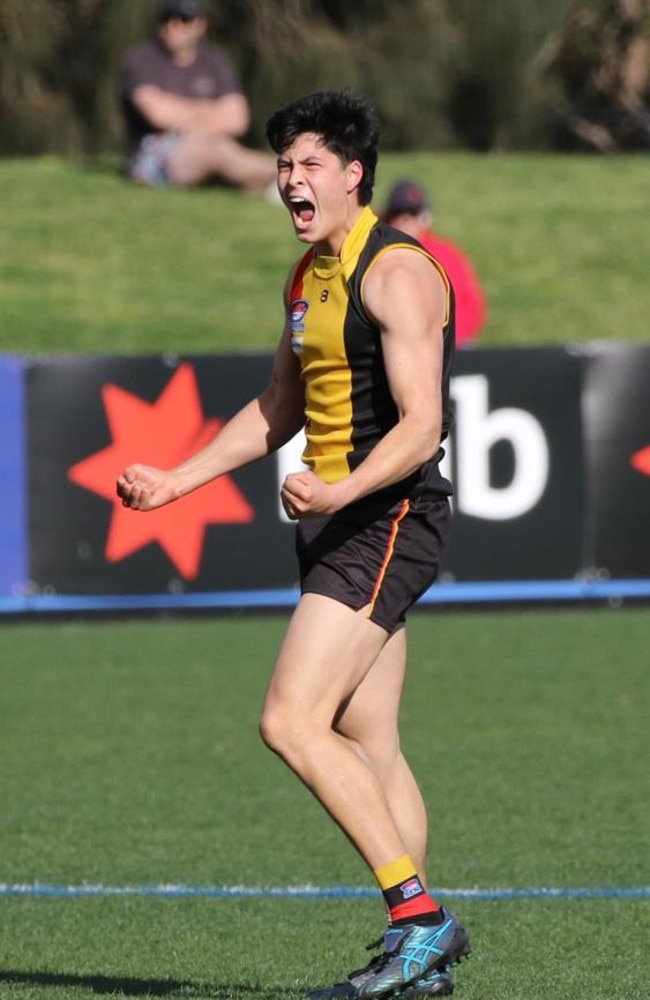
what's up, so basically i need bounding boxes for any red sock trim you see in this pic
[389,893,438,924]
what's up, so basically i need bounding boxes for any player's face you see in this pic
[276,133,363,255]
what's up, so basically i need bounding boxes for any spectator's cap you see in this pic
[382,179,430,217]
[157,0,206,22]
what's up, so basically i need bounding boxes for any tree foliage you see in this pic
[0,0,648,156]
[538,0,650,149]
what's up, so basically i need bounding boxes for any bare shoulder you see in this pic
[362,245,446,324]
[367,244,446,287]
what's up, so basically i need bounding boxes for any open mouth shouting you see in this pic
[289,194,315,230]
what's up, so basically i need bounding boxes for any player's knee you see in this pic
[258,701,288,756]
[259,701,309,763]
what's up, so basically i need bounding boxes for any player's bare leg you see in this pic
[329,629,461,998]
[333,626,429,880]
[260,593,408,868]
[260,594,469,998]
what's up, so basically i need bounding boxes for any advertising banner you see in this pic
[582,344,650,578]
[440,349,584,581]
[26,354,297,596]
[1,343,650,612]
[0,356,27,598]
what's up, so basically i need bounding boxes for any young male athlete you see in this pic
[117,90,470,999]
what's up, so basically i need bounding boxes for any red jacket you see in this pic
[417,230,487,346]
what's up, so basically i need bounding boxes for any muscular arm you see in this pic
[281,248,447,518]
[345,248,446,498]
[117,322,305,511]
[173,331,304,492]
[130,86,249,136]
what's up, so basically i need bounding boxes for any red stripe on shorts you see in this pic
[368,499,410,616]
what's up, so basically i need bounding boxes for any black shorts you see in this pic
[296,495,451,633]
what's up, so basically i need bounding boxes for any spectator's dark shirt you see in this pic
[120,36,242,152]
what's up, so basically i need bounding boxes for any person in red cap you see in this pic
[119,0,277,196]
[382,180,487,345]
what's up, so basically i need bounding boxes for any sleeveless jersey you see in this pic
[289,206,455,500]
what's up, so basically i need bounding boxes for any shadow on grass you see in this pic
[0,970,301,998]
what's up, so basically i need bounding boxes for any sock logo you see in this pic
[401,877,423,900]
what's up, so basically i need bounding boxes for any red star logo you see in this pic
[68,363,254,579]
[631,445,650,478]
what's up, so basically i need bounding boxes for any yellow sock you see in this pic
[374,854,418,891]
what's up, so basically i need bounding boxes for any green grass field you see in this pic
[1,151,649,997]
[1,152,649,354]
[2,608,649,999]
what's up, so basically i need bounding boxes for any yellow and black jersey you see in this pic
[289,205,455,500]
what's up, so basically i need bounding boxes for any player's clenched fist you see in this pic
[281,471,345,518]
[116,464,179,511]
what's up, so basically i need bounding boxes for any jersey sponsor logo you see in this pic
[401,878,423,900]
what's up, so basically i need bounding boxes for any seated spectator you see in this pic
[120,0,277,196]
[382,179,487,345]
